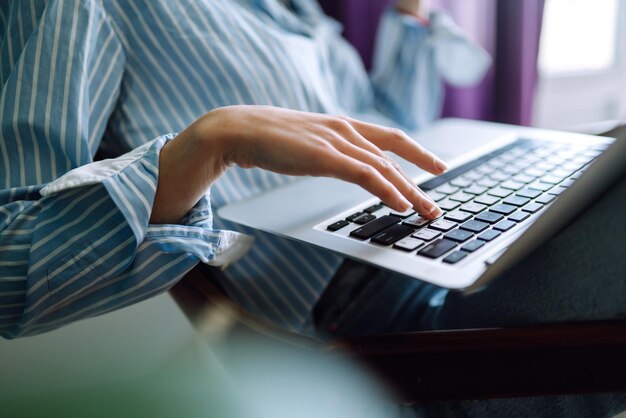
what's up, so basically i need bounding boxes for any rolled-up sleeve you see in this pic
[370,8,492,131]
[0,0,251,338]
[0,134,251,338]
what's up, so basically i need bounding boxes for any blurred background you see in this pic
[1,0,625,413]
[320,0,626,130]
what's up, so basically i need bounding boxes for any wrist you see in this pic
[150,115,228,224]
[193,107,237,170]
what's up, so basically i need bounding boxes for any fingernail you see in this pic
[424,200,442,218]
[436,159,448,173]
[399,197,412,211]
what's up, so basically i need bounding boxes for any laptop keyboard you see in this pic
[325,139,608,265]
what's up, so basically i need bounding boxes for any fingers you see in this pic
[341,116,448,175]
[331,132,442,218]
[325,152,414,213]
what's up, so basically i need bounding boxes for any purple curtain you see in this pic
[318,0,545,126]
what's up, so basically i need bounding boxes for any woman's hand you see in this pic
[151,106,446,224]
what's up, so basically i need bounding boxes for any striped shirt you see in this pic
[0,0,489,338]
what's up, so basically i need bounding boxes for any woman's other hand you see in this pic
[395,0,430,20]
[151,106,446,224]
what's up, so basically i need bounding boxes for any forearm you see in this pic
[370,9,439,131]
[1,134,235,338]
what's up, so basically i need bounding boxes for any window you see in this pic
[533,0,626,130]
[539,0,619,75]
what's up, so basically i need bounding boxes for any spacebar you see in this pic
[349,216,400,240]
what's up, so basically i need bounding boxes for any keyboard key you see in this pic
[444,211,472,223]
[474,194,499,206]
[403,214,430,228]
[426,190,447,202]
[536,161,557,171]
[462,170,483,181]
[450,177,473,188]
[547,186,567,196]
[436,184,460,195]
[546,155,566,165]
[509,211,530,222]
[475,165,494,175]
[522,202,543,213]
[500,180,525,191]
[499,153,518,163]
[327,220,350,231]
[477,178,499,188]
[552,169,574,178]
[528,181,553,192]
[438,199,461,211]
[503,196,530,207]
[461,240,485,252]
[563,162,583,171]
[486,159,507,170]
[460,220,490,233]
[449,191,474,203]
[501,165,521,175]
[443,250,469,264]
[490,204,517,215]
[345,212,362,222]
[444,229,474,243]
[353,213,376,225]
[429,219,457,232]
[350,215,399,240]
[488,187,513,198]
[478,229,501,242]
[389,209,415,218]
[412,229,441,241]
[536,194,555,204]
[489,171,510,181]
[516,188,542,199]
[418,238,457,259]
[393,237,426,252]
[460,202,488,214]
[371,224,416,245]
[561,179,575,188]
[464,184,488,195]
[475,211,504,224]
[541,175,566,185]
[571,156,592,166]
[526,168,547,178]
[364,204,384,214]
[493,220,516,232]
[512,173,535,184]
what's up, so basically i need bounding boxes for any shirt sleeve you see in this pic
[370,8,492,131]
[0,0,251,338]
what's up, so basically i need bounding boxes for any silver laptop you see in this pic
[218,119,624,293]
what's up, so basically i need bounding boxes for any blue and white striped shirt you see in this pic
[0,0,489,338]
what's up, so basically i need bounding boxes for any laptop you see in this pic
[218,119,625,293]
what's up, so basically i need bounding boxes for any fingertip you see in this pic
[429,206,443,219]
[398,197,413,212]
[435,159,448,174]
[422,200,443,220]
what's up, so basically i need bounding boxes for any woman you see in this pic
[0,0,489,337]
[3,1,626,416]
